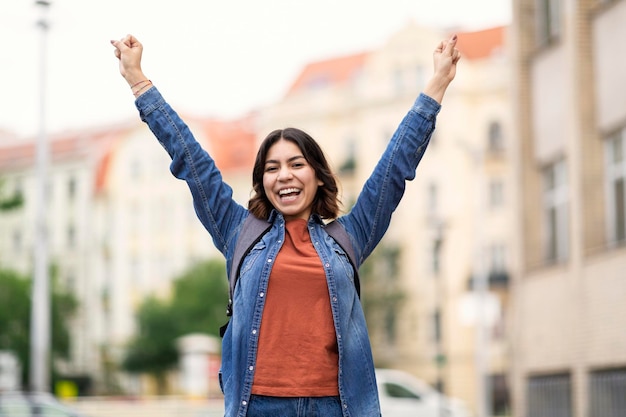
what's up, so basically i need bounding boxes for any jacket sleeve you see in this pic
[341,93,440,262]
[135,86,247,255]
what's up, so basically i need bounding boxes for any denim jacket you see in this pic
[135,86,440,417]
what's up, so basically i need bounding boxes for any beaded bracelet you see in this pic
[130,79,151,89]
[133,81,152,97]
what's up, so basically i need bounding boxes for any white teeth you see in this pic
[279,188,300,195]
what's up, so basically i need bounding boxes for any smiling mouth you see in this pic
[278,188,301,201]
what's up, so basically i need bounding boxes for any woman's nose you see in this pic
[277,166,292,181]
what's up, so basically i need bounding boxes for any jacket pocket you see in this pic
[333,246,355,285]
[238,240,267,278]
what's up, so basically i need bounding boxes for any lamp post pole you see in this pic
[30,0,51,393]
[471,146,489,417]
[456,139,490,417]
[432,220,446,417]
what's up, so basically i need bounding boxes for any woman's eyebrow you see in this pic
[265,155,305,165]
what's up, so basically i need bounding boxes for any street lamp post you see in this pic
[432,219,446,417]
[457,139,491,417]
[470,149,490,417]
[30,0,51,393]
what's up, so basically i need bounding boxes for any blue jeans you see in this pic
[246,395,343,417]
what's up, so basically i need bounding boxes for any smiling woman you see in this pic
[111,30,459,416]
[251,128,333,221]
[261,138,324,221]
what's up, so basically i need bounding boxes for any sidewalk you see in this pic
[64,396,225,417]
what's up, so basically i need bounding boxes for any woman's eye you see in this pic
[265,166,278,172]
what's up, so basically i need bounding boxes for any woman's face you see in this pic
[262,138,323,221]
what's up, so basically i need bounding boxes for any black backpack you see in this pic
[219,214,360,337]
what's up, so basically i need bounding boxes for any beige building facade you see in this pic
[258,22,514,416]
[511,0,626,416]
[0,116,255,393]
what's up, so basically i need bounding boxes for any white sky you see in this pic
[0,0,511,138]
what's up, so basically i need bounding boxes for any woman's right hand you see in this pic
[111,34,149,89]
[423,34,461,104]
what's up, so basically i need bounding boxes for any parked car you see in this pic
[376,368,472,417]
[0,391,88,417]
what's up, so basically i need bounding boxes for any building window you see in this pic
[489,179,505,208]
[65,270,76,293]
[606,129,626,245]
[339,138,357,175]
[427,182,439,214]
[543,159,569,263]
[12,230,22,253]
[67,175,77,200]
[489,243,507,274]
[527,373,573,417]
[430,309,442,343]
[67,223,76,248]
[384,308,397,343]
[431,241,442,275]
[488,121,504,152]
[536,0,562,47]
[590,368,626,417]
[491,373,511,416]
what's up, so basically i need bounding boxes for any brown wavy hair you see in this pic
[248,127,340,220]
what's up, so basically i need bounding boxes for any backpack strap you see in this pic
[226,214,272,317]
[220,215,360,337]
[325,220,361,297]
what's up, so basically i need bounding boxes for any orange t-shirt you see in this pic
[251,219,339,397]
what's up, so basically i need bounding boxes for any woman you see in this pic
[111,33,460,417]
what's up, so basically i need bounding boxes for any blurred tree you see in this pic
[170,259,230,337]
[121,259,229,394]
[121,297,179,394]
[359,243,405,366]
[0,178,23,211]
[0,267,78,388]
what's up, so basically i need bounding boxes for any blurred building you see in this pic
[0,115,255,393]
[510,0,626,416]
[257,22,514,416]
[0,22,518,414]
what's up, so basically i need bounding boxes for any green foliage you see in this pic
[121,297,179,374]
[359,242,405,357]
[360,243,405,315]
[0,179,23,211]
[0,267,78,387]
[121,259,229,386]
[170,259,230,336]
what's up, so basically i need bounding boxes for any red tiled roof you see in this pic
[194,115,257,173]
[287,52,369,95]
[455,26,506,60]
[0,116,257,196]
[284,26,506,96]
[0,127,126,171]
